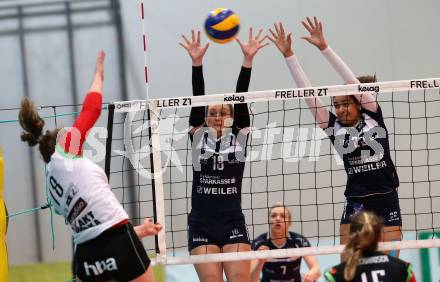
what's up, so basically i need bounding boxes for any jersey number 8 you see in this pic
[49,176,64,198]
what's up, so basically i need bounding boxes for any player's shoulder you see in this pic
[324,263,345,281]
[386,253,411,268]
[288,231,304,239]
[361,104,384,123]
[252,232,270,250]
[288,231,311,247]
[254,232,269,242]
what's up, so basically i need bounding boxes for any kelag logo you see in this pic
[224,94,245,103]
[358,85,380,93]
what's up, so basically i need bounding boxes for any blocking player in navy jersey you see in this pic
[269,17,402,260]
[179,29,268,282]
[19,51,162,282]
[250,203,321,282]
[325,211,415,282]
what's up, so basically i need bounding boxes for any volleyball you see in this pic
[204,8,240,44]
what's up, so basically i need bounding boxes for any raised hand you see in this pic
[94,50,105,81]
[301,16,328,51]
[236,27,269,68]
[88,50,106,93]
[179,30,209,66]
[268,22,293,58]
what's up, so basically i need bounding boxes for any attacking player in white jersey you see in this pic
[19,51,162,282]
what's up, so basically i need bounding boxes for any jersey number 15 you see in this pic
[361,270,385,282]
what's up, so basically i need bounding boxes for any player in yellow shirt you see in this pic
[0,145,8,282]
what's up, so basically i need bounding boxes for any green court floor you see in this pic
[9,262,165,282]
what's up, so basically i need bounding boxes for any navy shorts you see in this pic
[341,189,402,226]
[188,210,250,251]
[75,223,150,282]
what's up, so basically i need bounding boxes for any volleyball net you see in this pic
[106,78,440,265]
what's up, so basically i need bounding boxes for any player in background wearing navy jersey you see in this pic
[250,203,320,282]
[19,51,162,282]
[325,211,415,282]
[269,17,402,260]
[179,29,268,282]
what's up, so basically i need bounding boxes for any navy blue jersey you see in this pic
[188,65,251,216]
[326,106,399,197]
[325,251,414,282]
[190,127,248,216]
[252,232,311,282]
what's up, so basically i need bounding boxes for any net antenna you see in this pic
[104,0,167,265]
[139,0,167,262]
[111,78,440,265]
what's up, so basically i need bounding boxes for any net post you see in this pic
[105,103,115,180]
[147,102,167,263]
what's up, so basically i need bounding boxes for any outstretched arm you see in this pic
[303,255,321,282]
[58,51,105,156]
[302,17,377,112]
[250,245,269,282]
[234,28,269,128]
[269,22,329,128]
[250,259,265,282]
[180,30,210,131]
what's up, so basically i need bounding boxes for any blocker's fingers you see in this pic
[181,34,191,45]
[191,29,196,42]
[255,28,263,41]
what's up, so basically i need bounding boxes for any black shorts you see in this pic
[75,223,150,282]
[188,210,250,251]
[341,190,402,226]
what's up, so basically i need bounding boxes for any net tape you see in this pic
[114,78,440,112]
[111,77,440,265]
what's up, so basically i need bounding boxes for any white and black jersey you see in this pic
[325,251,415,282]
[190,127,249,216]
[253,232,311,282]
[47,147,128,244]
[326,106,399,197]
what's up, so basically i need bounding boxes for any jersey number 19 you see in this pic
[212,155,224,171]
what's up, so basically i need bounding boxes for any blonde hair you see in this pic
[343,211,383,281]
[270,202,292,222]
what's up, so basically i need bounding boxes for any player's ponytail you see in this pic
[343,211,383,281]
[19,97,45,146]
[19,97,58,163]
